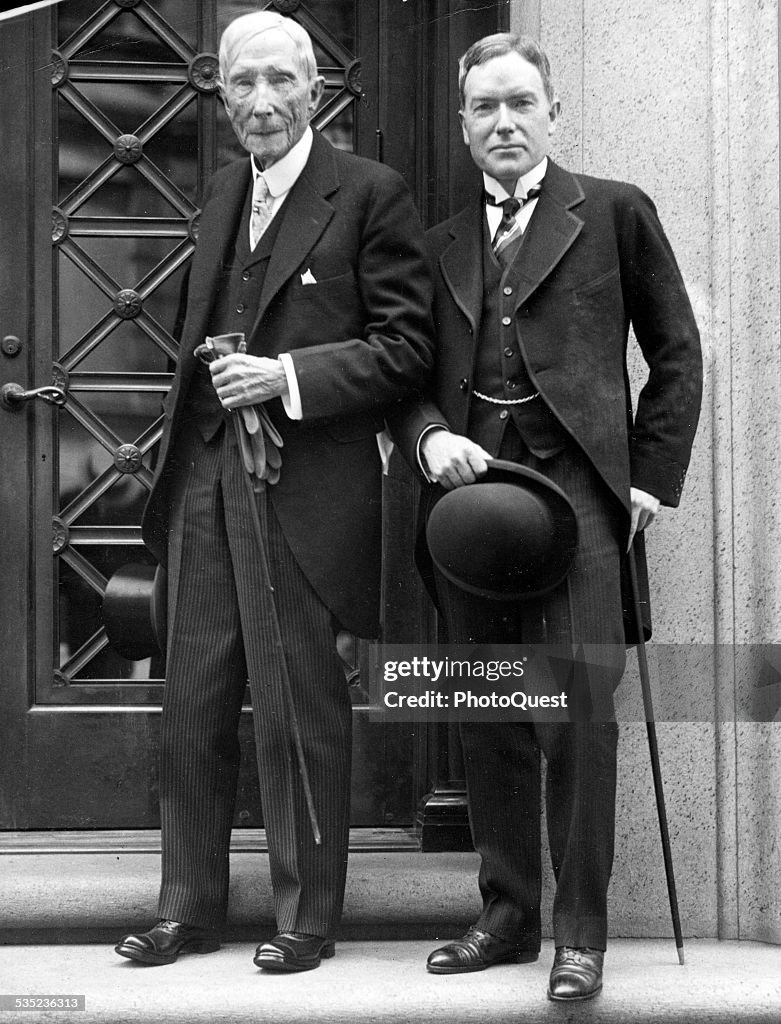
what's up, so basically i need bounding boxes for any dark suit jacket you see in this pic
[143,131,434,638]
[390,159,702,635]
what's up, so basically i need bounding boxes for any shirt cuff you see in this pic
[278,352,302,420]
[417,424,450,483]
[376,430,395,475]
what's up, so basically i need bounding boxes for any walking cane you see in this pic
[238,461,322,845]
[199,334,321,845]
[627,541,684,964]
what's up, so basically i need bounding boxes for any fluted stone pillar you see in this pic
[509,0,780,942]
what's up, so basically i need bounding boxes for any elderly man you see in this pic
[390,34,701,1000]
[115,11,432,971]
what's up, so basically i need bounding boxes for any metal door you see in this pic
[0,0,422,835]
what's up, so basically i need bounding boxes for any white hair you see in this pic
[218,11,318,86]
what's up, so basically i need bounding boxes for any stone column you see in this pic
[509,0,780,942]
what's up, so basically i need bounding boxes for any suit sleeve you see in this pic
[286,168,435,419]
[384,229,451,475]
[619,186,703,507]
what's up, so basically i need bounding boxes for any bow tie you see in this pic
[484,183,542,209]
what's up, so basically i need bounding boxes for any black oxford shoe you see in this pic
[114,920,220,966]
[426,926,539,974]
[254,932,335,972]
[547,946,604,1001]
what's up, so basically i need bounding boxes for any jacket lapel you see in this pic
[510,159,586,311]
[167,162,249,416]
[185,162,250,336]
[251,131,337,332]
[439,199,485,338]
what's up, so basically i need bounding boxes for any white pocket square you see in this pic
[300,268,317,285]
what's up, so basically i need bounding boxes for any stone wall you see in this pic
[511,0,781,942]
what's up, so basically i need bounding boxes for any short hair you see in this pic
[458,33,555,107]
[218,11,318,87]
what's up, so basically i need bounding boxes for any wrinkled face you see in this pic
[460,52,559,193]
[221,28,324,167]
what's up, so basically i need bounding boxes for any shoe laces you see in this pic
[557,947,598,967]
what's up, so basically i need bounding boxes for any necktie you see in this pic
[488,185,542,261]
[250,173,273,250]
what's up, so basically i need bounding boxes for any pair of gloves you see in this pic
[194,333,283,491]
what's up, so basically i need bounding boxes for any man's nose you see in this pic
[495,103,516,132]
[249,81,274,115]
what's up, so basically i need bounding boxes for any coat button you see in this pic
[503,286,513,295]
[504,347,514,357]
[499,409,509,420]
[506,380,517,389]
[236,303,246,313]
[459,378,469,391]
[242,271,251,282]
[502,316,512,326]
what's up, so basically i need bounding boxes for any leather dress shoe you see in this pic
[253,932,335,972]
[547,946,604,1001]
[114,919,220,966]
[426,926,539,974]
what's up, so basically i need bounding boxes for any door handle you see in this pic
[1,382,67,410]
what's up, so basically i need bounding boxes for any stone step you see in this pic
[0,939,777,1023]
[1,842,483,944]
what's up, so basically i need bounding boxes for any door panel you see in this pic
[0,0,416,831]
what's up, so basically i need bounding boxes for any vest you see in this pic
[469,220,569,459]
[181,180,287,442]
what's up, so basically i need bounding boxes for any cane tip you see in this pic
[677,947,685,966]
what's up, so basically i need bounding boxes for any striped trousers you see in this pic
[434,432,626,951]
[157,421,352,936]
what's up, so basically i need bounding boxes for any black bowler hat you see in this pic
[426,459,578,601]
[102,562,167,661]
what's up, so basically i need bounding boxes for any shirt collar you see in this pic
[251,125,313,199]
[483,156,548,204]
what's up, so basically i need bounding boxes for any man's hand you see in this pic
[210,353,288,409]
[628,486,660,551]
[420,429,492,489]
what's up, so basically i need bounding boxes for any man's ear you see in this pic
[548,98,561,136]
[308,75,326,117]
[218,81,230,117]
[459,109,469,147]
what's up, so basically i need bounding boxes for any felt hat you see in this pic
[102,562,167,661]
[426,459,578,601]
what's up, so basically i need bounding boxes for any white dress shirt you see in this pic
[249,127,315,420]
[483,156,547,239]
